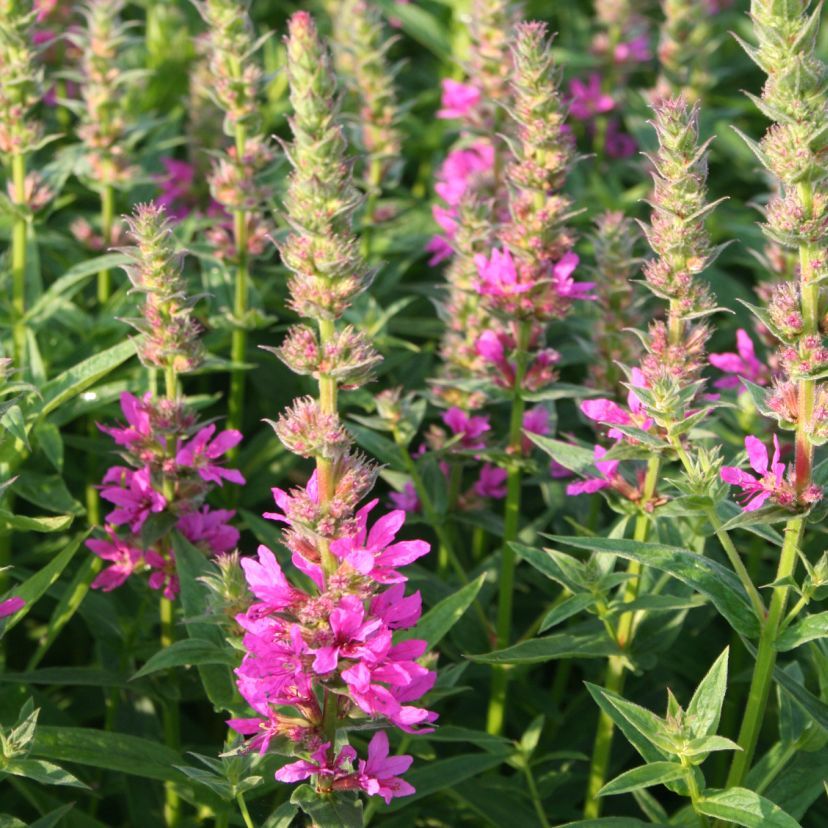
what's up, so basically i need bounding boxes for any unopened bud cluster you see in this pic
[120,203,203,372]
[0,0,45,155]
[69,0,136,186]
[655,0,715,100]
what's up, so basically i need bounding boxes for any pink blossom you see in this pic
[100,466,166,532]
[434,142,493,207]
[710,329,768,390]
[176,425,245,486]
[274,742,356,783]
[580,368,652,439]
[240,545,306,612]
[566,445,620,496]
[309,595,382,674]
[522,406,551,454]
[475,248,529,298]
[390,482,420,513]
[614,35,651,64]
[437,79,481,120]
[144,550,179,599]
[330,501,430,583]
[442,407,491,450]
[155,158,198,221]
[0,596,25,619]
[356,731,416,804]
[550,459,573,479]
[86,530,143,591]
[605,120,637,159]
[370,584,422,630]
[720,435,785,511]
[474,464,508,499]
[98,392,154,449]
[177,507,239,554]
[568,74,615,120]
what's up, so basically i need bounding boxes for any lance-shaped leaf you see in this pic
[599,762,686,797]
[696,787,801,828]
[687,648,729,739]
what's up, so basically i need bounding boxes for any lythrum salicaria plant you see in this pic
[228,12,434,822]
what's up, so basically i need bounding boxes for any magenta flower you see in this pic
[177,507,239,555]
[145,550,179,600]
[274,742,356,783]
[605,120,637,159]
[390,482,420,513]
[155,158,197,220]
[86,530,143,592]
[330,501,430,583]
[550,459,573,479]
[309,595,383,674]
[552,252,595,300]
[475,248,529,298]
[580,368,653,439]
[240,545,306,612]
[0,596,25,619]
[434,142,493,207]
[709,329,769,390]
[356,731,416,804]
[100,466,166,532]
[474,464,508,499]
[442,407,491,450]
[370,584,422,630]
[437,79,481,120]
[568,74,615,120]
[176,425,246,486]
[720,435,785,511]
[98,392,154,449]
[614,35,652,64]
[566,445,621,496]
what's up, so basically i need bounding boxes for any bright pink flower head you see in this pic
[240,545,306,612]
[177,507,239,555]
[176,425,245,486]
[568,74,615,120]
[0,596,25,619]
[552,252,595,300]
[522,406,550,453]
[720,434,786,511]
[309,594,382,674]
[390,482,420,513]
[330,501,430,583]
[100,466,166,532]
[475,248,529,298]
[87,529,144,592]
[98,391,154,449]
[605,120,637,159]
[155,158,197,221]
[437,79,481,120]
[474,463,508,499]
[581,368,653,440]
[442,407,490,450]
[614,35,651,64]
[274,742,356,783]
[357,731,416,804]
[144,550,179,600]
[566,445,620,496]
[434,142,493,207]
[710,329,768,390]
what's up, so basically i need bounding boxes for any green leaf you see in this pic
[599,762,686,796]
[132,638,238,679]
[35,339,136,420]
[513,542,588,591]
[776,611,828,651]
[557,819,661,827]
[33,421,63,471]
[383,752,509,811]
[527,435,596,475]
[687,648,729,739]
[540,593,597,631]
[468,629,619,665]
[601,693,677,756]
[346,423,406,468]
[171,533,236,711]
[31,726,186,783]
[547,536,760,639]
[0,510,73,533]
[261,803,299,828]
[398,574,485,648]
[290,785,363,827]
[3,757,89,789]
[1,405,28,448]
[373,0,450,59]
[29,805,75,828]
[1,532,86,636]
[696,787,802,828]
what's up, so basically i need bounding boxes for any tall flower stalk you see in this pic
[197,0,273,443]
[579,97,721,817]
[721,0,828,790]
[70,0,135,303]
[228,14,434,816]
[0,0,44,367]
[483,22,591,736]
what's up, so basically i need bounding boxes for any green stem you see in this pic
[160,594,182,827]
[11,151,27,367]
[97,184,115,303]
[236,794,255,828]
[486,320,532,736]
[227,125,249,445]
[523,762,551,828]
[683,761,710,827]
[583,455,660,818]
[723,516,803,791]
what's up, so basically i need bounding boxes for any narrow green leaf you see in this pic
[0,510,73,533]
[696,787,802,828]
[133,638,238,679]
[687,648,729,739]
[373,0,450,59]
[399,573,485,648]
[776,611,828,651]
[3,758,89,789]
[602,695,677,755]
[527,435,596,475]
[599,762,686,796]
[547,536,760,639]
[468,629,619,665]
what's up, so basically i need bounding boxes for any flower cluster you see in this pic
[718,0,828,510]
[330,0,403,193]
[0,0,45,156]
[68,0,137,187]
[87,202,244,598]
[231,13,431,805]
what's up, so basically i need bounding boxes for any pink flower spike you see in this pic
[442,407,490,450]
[0,596,25,619]
[475,248,531,297]
[437,79,481,120]
[357,731,415,804]
[176,424,246,486]
[474,464,508,499]
[100,466,166,532]
[87,529,143,592]
[710,329,768,390]
[720,434,787,511]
